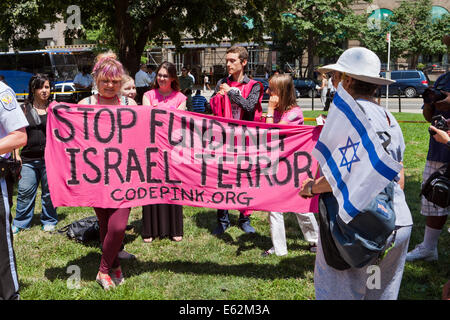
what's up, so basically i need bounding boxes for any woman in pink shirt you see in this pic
[262,74,319,257]
[142,62,186,243]
[142,62,187,110]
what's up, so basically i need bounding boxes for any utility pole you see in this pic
[386,31,391,110]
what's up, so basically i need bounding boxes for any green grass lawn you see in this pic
[11,111,449,300]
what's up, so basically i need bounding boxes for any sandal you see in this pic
[172,236,183,242]
[261,247,275,257]
[143,237,153,243]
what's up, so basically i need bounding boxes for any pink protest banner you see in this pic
[45,102,321,213]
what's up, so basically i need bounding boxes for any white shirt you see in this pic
[135,70,152,87]
[73,73,93,88]
[0,82,29,157]
[357,99,412,227]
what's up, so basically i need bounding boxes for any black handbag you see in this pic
[56,216,100,243]
[420,163,450,208]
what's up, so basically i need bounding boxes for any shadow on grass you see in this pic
[192,210,314,255]
[44,251,316,282]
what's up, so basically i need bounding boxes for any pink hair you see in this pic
[92,52,124,81]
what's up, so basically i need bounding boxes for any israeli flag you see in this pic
[312,84,402,224]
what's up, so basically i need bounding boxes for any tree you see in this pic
[0,1,285,76]
[358,15,408,67]
[273,0,367,78]
[360,0,450,69]
[0,1,63,50]
[393,0,448,68]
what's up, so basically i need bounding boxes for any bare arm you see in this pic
[0,128,27,155]
[265,95,278,124]
[299,175,332,198]
[142,94,150,106]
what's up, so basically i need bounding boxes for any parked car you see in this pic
[293,78,320,97]
[253,78,270,101]
[52,82,76,103]
[254,77,301,101]
[379,70,430,98]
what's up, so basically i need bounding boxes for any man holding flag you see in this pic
[299,47,413,300]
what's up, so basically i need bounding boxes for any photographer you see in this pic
[406,36,450,262]
[427,124,450,300]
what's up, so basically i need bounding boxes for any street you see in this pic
[201,89,424,114]
[290,97,424,114]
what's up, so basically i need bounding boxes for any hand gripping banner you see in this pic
[45,102,321,213]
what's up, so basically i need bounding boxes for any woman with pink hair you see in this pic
[79,52,136,290]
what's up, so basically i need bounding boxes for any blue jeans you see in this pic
[13,160,57,229]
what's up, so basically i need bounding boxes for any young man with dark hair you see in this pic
[209,45,263,235]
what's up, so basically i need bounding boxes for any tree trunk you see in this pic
[114,0,140,77]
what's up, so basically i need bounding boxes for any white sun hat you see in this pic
[318,47,395,85]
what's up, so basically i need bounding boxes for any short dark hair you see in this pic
[226,46,248,62]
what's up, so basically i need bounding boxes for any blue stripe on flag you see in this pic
[315,140,360,218]
[333,93,399,181]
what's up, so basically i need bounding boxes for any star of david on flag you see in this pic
[339,137,360,172]
[312,84,402,224]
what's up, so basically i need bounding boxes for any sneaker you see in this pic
[12,225,20,235]
[117,250,136,260]
[96,272,115,290]
[406,243,438,262]
[261,247,275,257]
[212,222,230,235]
[42,224,56,232]
[110,268,124,286]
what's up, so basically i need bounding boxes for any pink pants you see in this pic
[94,207,130,274]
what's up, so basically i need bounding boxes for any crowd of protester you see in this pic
[0,40,449,300]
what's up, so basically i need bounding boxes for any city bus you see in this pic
[0,49,79,100]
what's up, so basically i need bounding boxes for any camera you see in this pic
[423,88,447,104]
[429,115,449,136]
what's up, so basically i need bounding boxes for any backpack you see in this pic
[56,216,100,243]
[420,163,450,208]
[318,182,397,270]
